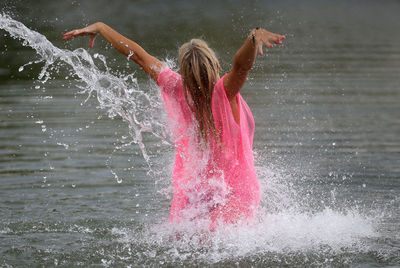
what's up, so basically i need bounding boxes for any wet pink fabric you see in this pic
[157,68,260,225]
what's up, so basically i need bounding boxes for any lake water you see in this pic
[1,0,399,266]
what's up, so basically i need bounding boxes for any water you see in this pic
[1,1,400,266]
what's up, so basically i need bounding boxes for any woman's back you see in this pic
[158,68,259,225]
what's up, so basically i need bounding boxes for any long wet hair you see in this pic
[178,39,220,143]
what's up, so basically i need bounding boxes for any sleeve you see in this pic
[157,68,181,97]
[157,67,187,136]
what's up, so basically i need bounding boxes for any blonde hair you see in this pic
[178,39,220,143]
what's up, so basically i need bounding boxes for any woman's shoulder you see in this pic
[157,67,182,96]
[157,67,180,86]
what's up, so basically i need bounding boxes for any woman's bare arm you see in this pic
[223,28,285,101]
[63,22,163,82]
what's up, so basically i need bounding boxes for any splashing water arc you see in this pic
[0,13,170,166]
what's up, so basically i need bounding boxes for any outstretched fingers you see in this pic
[62,29,81,40]
[257,41,264,56]
[274,36,282,45]
[264,34,285,49]
[62,32,73,40]
[275,35,285,44]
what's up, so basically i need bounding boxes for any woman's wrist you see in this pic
[94,22,105,34]
[249,28,261,44]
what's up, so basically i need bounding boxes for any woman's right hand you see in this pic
[62,22,103,48]
[254,28,285,56]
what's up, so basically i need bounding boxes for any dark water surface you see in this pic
[1,0,400,267]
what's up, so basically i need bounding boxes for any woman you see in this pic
[63,23,284,227]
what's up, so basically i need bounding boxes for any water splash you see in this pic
[100,160,380,266]
[0,13,169,169]
[112,179,379,265]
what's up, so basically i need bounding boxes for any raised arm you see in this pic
[63,22,163,82]
[223,28,285,101]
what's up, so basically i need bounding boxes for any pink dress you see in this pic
[157,68,260,226]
